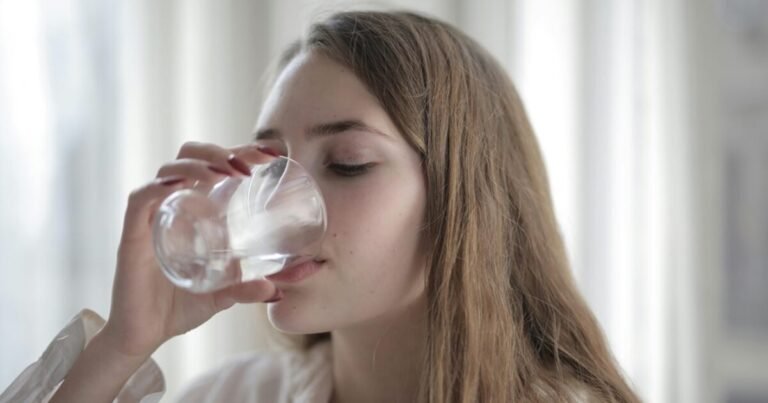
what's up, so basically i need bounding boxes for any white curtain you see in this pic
[0,0,738,402]
[0,0,122,390]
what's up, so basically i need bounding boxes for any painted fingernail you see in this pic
[159,176,186,186]
[264,288,284,303]
[227,154,252,176]
[208,165,232,176]
[256,145,282,157]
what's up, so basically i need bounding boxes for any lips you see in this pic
[266,258,326,283]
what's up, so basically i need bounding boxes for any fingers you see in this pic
[156,158,235,182]
[176,141,278,176]
[231,143,282,165]
[172,141,240,177]
[119,141,283,274]
[212,279,282,310]
[120,141,280,248]
[121,176,190,241]
[176,141,237,173]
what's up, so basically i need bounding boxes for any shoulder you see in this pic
[175,341,332,403]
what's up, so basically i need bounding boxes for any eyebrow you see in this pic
[253,119,391,141]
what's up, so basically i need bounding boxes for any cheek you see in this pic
[323,172,426,284]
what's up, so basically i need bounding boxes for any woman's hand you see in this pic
[102,141,281,359]
[51,142,283,403]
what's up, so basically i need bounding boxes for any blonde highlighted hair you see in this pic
[270,10,641,403]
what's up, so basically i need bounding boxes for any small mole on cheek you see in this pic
[332,233,338,238]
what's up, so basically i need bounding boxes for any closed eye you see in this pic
[328,162,375,177]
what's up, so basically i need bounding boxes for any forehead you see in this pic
[256,51,382,129]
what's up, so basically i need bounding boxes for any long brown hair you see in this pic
[271,10,641,403]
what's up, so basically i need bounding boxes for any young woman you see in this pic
[6,10,641,403]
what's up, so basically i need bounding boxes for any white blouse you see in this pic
[0,309,333,403]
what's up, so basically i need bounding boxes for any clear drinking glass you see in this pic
[152,156,326,293]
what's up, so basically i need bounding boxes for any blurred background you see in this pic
[0,0,766,402]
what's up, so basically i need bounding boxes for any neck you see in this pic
[329,296,427,403]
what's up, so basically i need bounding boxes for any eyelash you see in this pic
[328,162,374,177]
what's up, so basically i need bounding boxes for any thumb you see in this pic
[212,279,281,310]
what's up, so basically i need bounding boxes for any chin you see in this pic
[266,299,333,335]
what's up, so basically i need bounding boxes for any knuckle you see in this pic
[177,141,204,158]
[155,161,176,177]
[128,185,149,202]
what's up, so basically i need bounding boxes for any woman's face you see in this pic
[255,50,427,334]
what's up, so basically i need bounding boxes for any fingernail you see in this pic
[227,154,252,176]
[159,176,186,186]
[256,145,282,158]
[208,165,232,176]
[264,288,284,303]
